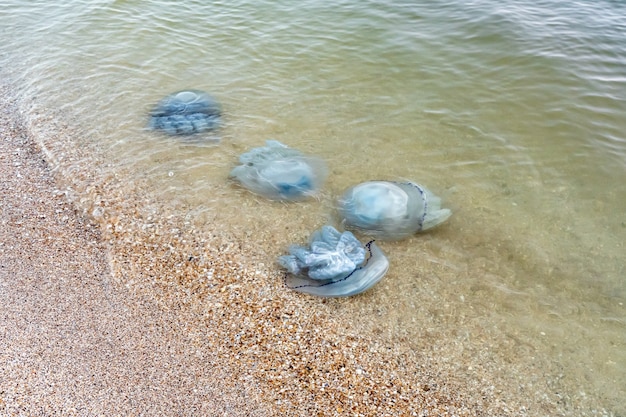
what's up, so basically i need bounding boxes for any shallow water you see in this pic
[2,0,625,412]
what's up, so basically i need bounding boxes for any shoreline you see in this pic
[1,84,615,416]
[0,97,480,415]
[0,84,502,417]
[0,87,275,416]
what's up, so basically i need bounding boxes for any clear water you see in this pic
[2,0,625,412]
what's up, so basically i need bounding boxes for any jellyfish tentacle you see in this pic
[149,90,221,136]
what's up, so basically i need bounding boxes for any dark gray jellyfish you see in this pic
[230,140,327,201]
[338,181,451,240]
[278,225,389,297]
[149,90,221,135]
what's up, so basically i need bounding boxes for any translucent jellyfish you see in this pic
[149,90,221,135]
[278,225,389,297]
[338,180,451,240]
[230,140,327,201]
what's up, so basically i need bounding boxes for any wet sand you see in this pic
[0,96,476,416]
[0,89,276,416]
[0,85,610,416]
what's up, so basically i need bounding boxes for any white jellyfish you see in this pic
[338,180,451,240]
[230,140,327,201]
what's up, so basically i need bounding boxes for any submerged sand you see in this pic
[0,85,617,416]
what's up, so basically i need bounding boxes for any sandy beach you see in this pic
[1,88,280,416]
[3,0,626,414]
[1,83,617,416]
[0,93,477,417]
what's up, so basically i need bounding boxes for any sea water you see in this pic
[1,0,624,412]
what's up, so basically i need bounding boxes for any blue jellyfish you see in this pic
[149,90,221,135]
[278,225,389,297]
[230,140,327,201]
[338,180,451,240]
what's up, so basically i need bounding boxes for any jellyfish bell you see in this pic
[230,140,327,201]
[283,241,389,298]
[149,90,221,136]
[278,225,389,298]
[338,180,451,240]
[255,159,315,198]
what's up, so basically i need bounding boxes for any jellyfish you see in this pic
[149,90,221,135]
[338,180,451,240]
[278,225,389,297]
[230,140,327,201]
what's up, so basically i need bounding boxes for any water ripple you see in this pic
[1,1,625,411]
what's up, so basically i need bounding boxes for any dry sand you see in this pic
[0,85,613,416]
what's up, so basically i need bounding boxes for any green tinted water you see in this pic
[2,0,625,412]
